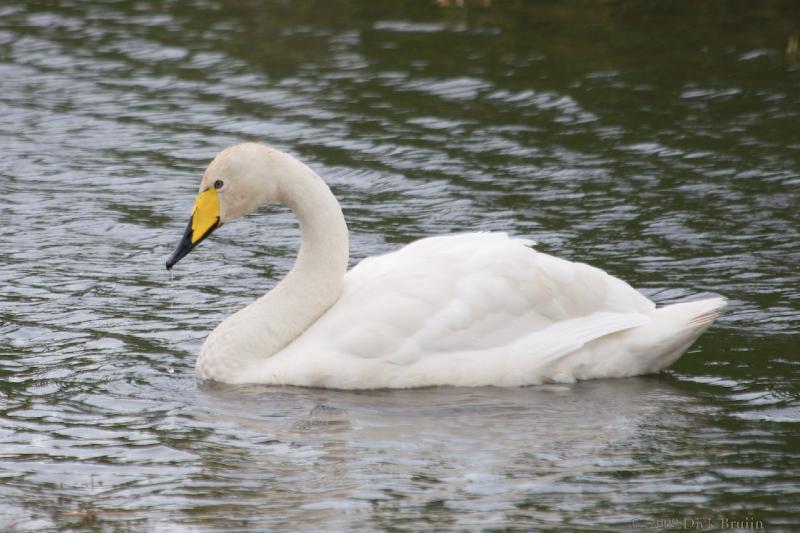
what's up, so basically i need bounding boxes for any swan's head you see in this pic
[166,143,289,270]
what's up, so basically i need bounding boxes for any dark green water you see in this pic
[1,1,799,530]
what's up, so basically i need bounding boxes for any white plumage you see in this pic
[168,143,726,389]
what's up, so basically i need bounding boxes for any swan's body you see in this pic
[167,143,725,389]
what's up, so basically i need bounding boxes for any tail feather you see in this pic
[641,296,727,372]
[521,295,727,383]
[688,297,727,329]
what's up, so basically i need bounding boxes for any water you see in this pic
[1,1,799,530]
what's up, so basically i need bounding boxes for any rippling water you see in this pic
[2,1,799,530]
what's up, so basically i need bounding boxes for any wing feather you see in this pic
[302,232,654,366]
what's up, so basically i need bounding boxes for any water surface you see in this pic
[1,1,799,530]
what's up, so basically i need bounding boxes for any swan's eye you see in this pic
[214,179,224,190]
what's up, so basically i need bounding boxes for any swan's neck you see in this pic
[271,165,350,334]
[201,161,348,378]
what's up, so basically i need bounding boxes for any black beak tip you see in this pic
[166,241,192,271]
[166,220,196,272]
[165,218,218,272]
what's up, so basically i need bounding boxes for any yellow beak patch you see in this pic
[191,187,220,244]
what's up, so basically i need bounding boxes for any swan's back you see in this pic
[237,232,724,388]
[338,232,654,355]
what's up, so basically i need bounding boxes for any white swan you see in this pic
[166,142,726,389]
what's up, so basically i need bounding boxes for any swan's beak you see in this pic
[166,187,221,270]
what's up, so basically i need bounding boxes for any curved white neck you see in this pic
[273,162,350,322]
[207,161,349,366]
[262,163,349,349]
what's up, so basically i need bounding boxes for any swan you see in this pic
[166,142,726,389]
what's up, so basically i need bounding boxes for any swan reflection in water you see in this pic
[191,378,691,526]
